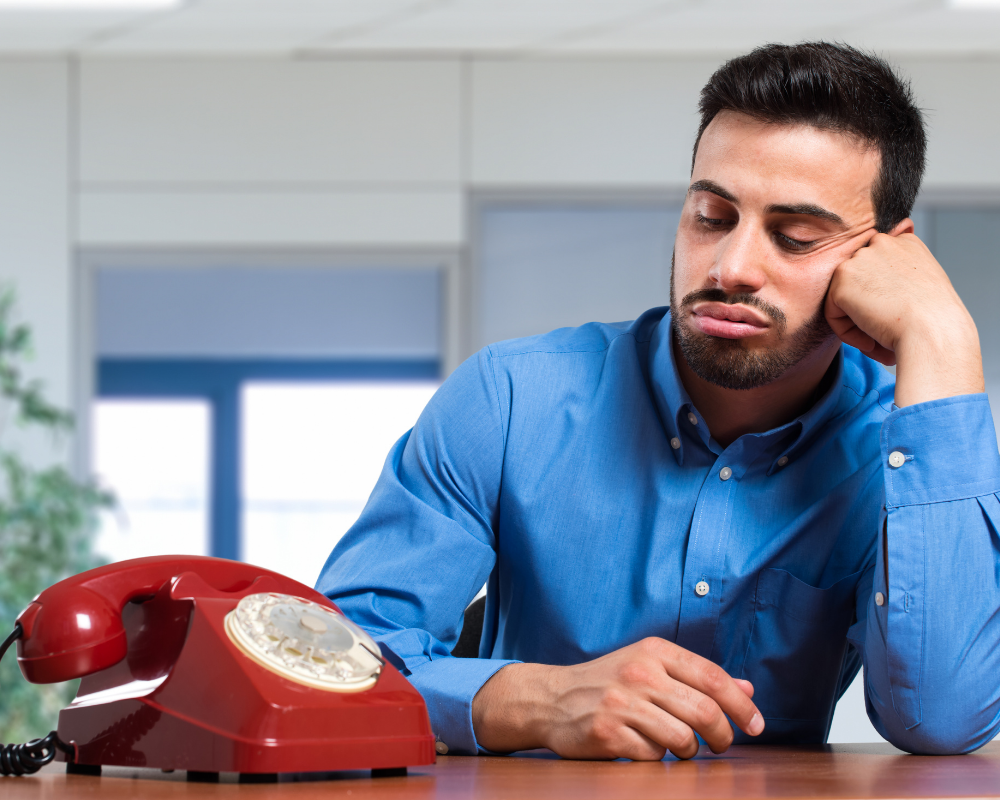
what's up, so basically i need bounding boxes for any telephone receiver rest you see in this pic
[14,555,326,685]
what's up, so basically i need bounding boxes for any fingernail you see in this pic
[748,713,764,736]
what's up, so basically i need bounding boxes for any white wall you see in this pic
[77,59,464,247]
[903,58,1000,188]
[0,60,70,467]
[470,58,718,185]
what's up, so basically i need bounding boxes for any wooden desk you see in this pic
[6,743,1000,799]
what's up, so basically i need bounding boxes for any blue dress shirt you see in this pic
[317,307,1000,756]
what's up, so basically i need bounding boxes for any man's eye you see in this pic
[695,213,733,229]
[774,231,815,251]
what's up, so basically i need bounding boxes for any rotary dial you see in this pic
[225,592,383,692]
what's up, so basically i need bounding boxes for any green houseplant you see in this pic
[0,290,112,743]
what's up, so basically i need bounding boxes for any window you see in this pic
[92,399,210,562]
[90,262,445,573]
[241,381,439,586]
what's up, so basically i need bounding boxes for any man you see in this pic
[317,43,1000,759]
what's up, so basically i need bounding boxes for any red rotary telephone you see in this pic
[1,556,435,780]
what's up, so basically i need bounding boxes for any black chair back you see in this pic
[451,595,486,658]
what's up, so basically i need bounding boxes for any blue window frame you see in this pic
[97,358,440,561]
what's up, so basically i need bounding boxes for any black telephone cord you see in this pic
[0,624,74,776]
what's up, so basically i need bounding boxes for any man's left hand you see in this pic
[824,229,984,407]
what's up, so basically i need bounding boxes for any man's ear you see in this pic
[887,217,915,237]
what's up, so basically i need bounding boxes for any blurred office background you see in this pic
[0,0,998,744]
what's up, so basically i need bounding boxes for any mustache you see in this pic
[679,289,787,334]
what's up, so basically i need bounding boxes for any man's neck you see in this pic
[673,335,841,448]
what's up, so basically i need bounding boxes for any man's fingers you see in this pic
[662,647,764,738]
[857,227,881,249]
[653,679,741,754]
[866,343,897,367]
[836,324,877,353]
[734,679,754,698]
[612,727,670,763]
[623,704,699,760]
[668,739,701,761]
[831,321,897,365]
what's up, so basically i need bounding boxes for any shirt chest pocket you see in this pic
[740,568,861,729]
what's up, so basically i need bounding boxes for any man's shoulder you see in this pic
[485,307,667,362]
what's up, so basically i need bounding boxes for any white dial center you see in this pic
[299,614,328,634]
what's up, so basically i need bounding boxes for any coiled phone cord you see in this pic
[0,624,74,776]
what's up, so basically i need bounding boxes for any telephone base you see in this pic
[65,763,101,776]
[239,773,278,784]
[52,574,435,776]
[372,767,408,778]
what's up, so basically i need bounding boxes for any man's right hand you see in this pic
[471,637,764,760]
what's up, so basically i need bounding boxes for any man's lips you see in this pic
[689,302,772,340]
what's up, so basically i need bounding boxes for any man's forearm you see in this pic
[861,395,1000,754]
[893,310,983,408]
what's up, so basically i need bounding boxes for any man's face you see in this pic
[671,111,881,390]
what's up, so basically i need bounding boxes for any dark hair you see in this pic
[694,42,926,233]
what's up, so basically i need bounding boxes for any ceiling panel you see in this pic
[302,0,666,51]
[0,0,994,54]
[0,8,136,50]
[539,0,921,52]
[75,0,417,52]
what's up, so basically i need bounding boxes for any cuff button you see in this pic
[888,451,905,468]
[875,592,885,607]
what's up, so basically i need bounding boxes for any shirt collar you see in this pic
[647,308,846,471]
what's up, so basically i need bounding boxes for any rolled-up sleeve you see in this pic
[315,349,518,755]
[855,393,1000,754]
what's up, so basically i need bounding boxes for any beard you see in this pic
[669,260,835,391]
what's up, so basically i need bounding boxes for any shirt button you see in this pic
[888,451,905,468]
[875,592,885,607]
[719,466,732,481]
[435,740,449,755]
[695,581,710,596]
[687,412,698,426]
[777,456,789,467]
[670,437,681,450]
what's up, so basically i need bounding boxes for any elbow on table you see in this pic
[884,715,1000,756]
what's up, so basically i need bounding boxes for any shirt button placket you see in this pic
[675,451,738,655]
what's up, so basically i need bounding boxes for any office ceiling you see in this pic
[0,0,998,56]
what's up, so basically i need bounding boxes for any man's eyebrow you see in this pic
[765,203,845,227]
[688,180,847,227]
[687,179,737,204]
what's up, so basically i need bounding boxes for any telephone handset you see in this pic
[0,556,434,779]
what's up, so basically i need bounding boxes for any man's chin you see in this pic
[684,352,790,391]
[673,318,834,392]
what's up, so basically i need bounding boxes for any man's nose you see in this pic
[707,223,767,294]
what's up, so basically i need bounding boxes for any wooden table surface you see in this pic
[5,743,1000,799]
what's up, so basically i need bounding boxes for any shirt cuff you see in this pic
[398,655,519,755]
[881,393,1000,508]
